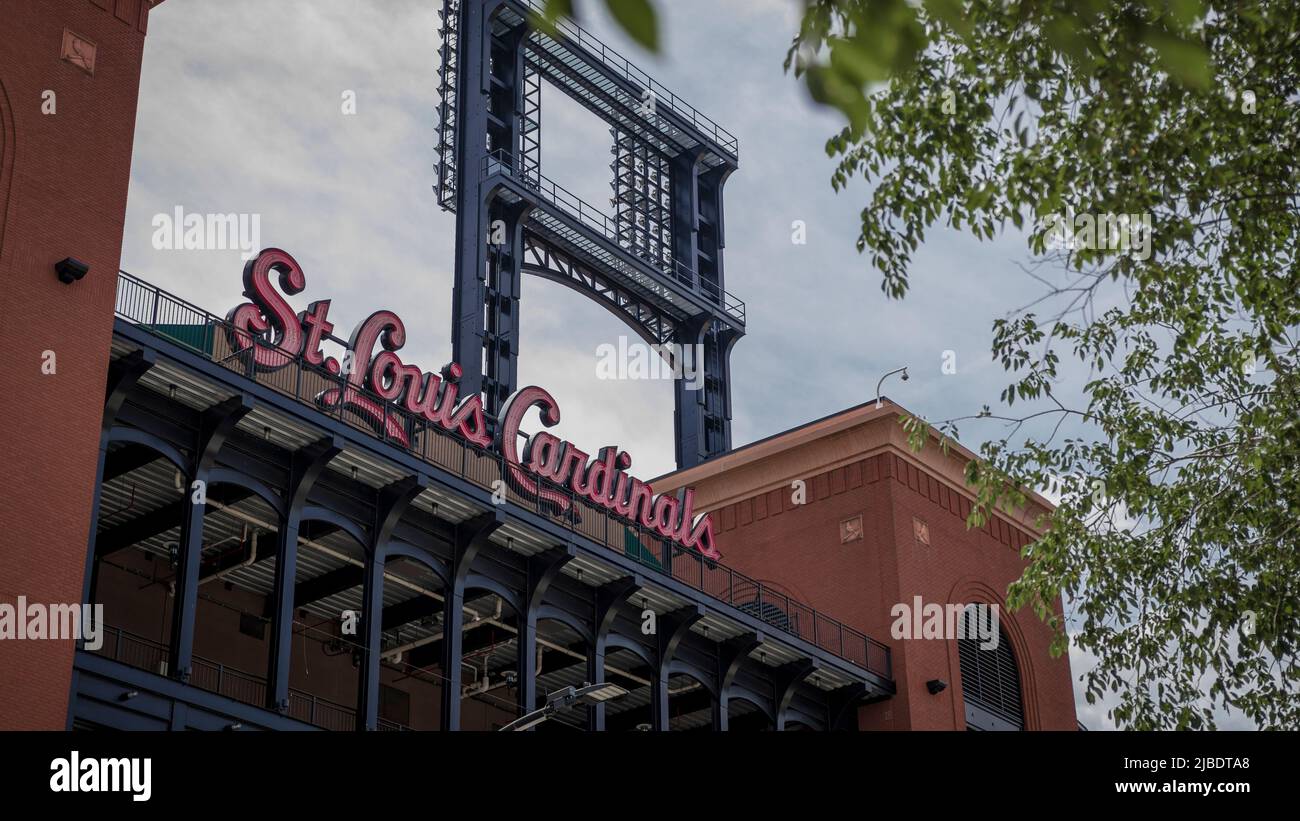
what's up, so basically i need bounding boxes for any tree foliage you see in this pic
[791,0,1300,729]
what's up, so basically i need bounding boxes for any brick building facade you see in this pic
[0,0,164,731]
[655,401,1079,730]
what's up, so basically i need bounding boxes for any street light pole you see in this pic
[875,365,909,409]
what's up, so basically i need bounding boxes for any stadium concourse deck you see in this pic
[70,273,894,731]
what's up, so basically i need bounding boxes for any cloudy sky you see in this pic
[120,0,1245,730]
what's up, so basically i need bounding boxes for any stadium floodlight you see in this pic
[497,682,630,731]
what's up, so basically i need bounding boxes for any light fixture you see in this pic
[55,257,89,284]
[575,682,628,703]
[497,682,630,731]
[926,678,948,695]
[875,365,910,409]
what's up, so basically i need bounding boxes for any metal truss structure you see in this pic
[436,0,745,469]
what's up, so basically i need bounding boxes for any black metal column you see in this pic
[589,576,640,730]
[441,510,502,730]
[484,201,529,419]
[717,632,761,733]
[670,156,738,469]
[518,546,574,719]
[267,437,341,713]
[170,395,252,682]
[450,2,527,410]
[82,350,155,608]
[358,477,428,730]
[652,606,703,731]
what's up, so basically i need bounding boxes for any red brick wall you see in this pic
[0,0,157,729]
[710,450,1077,730]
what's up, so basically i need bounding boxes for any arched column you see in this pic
[170,394,252,682]
[518,545,575,720]
[83,350,156,606]
[441,509,505,730]
[588,576,641,730]
[716,632,761,731]
[651,605,703,731]
[357,475,428,730]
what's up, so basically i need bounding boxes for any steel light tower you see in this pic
[436,0,745,469]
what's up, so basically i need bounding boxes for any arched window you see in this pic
[957,606,1023,731]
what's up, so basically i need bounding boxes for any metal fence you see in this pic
[88,625,382,730]
[114,272,891,680]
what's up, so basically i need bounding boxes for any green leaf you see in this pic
[531,0,576,39]
[1145,31,1211,89]
[923,0,973,38]
[603,0,659,52]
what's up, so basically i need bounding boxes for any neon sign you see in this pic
[226,249,719,560]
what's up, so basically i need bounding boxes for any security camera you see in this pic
[901,369,909,382]
[55,257,90,284]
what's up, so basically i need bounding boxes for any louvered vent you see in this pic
[957,608,1024,730]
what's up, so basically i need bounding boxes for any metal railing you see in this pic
[515,0,739,158]
[86,626,397,730]
[113,272,889,680]
[483,149,746,325]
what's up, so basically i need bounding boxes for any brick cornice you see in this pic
[656,401,1053,539]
